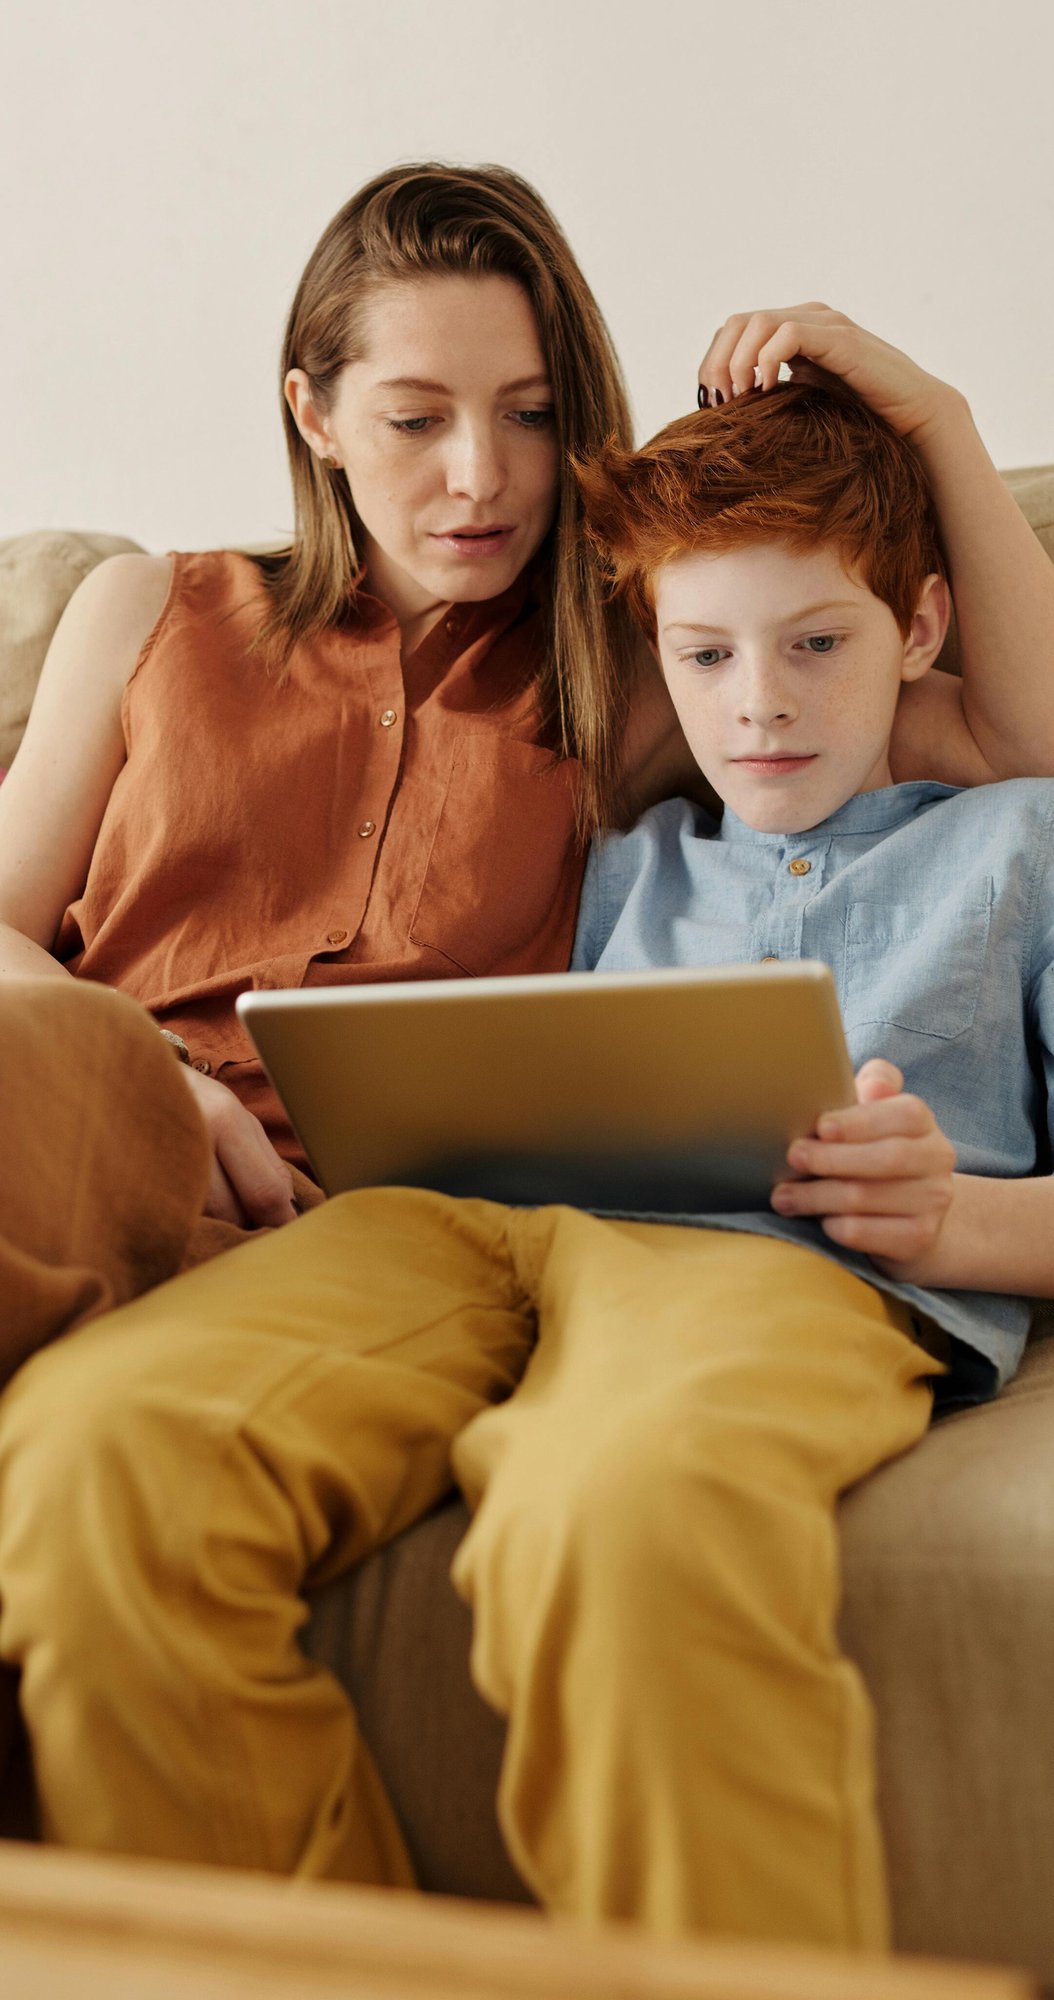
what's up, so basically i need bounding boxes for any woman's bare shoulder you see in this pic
[61,552,175,684]
[0,554,176,946]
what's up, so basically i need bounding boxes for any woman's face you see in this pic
[287,273,561,630]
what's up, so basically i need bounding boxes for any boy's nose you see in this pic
[738,670,796,727]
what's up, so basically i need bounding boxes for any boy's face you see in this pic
[653,541,936,834]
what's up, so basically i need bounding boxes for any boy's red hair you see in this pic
[574,381,944,638]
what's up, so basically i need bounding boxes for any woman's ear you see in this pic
[900,573,952,684]
[284,369,335,463]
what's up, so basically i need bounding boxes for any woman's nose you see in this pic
[445,426,506,503]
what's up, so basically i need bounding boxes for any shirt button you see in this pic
[379,708,397,728]
[358,820,376,839]
[444,613,460,637]
[325,928,349,947]
[788,858,812,876]
[191,1057,212,1075]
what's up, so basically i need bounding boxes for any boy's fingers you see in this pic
[814,1091,928,1143]
[773,1175,953,1219]
[820,1212,946,1260]
[784,1130,955,1181]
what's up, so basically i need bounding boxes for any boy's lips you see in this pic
[430,525,516,557]
[731,754,817,776]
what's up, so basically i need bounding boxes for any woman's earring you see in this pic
[325,457,343,472]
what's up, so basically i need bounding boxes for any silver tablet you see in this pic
[237,962,854,1213]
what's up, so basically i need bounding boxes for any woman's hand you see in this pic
[697,304,959,445]
[181,1065,299,1230]
[769,1057,957,1275]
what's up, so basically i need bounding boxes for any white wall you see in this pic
[3,0,1052,552]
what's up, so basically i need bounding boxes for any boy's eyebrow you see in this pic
[663,600,861,637]
[373,374,552,395]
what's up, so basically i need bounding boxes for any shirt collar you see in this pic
[352,563,539,644]
[717,780,963,846]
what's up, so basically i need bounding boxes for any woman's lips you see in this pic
[731,755,817,776]
[431,527,515,557]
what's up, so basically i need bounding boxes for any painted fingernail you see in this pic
[732,382,742,397]
[697,384,708,408]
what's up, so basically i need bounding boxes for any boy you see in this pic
[3,384,1052,1955]
[571,380,1054,1414]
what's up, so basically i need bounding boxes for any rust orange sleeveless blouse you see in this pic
[57,551,585,1175]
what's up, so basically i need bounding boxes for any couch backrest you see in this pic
[1,475,1054,768]
[0,530,145,770]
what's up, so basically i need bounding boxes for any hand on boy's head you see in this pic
[697,305,955,444]
[770,1059,957,1271]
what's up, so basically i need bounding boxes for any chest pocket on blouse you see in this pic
[842,881,993,1040]
[409,733,582,976]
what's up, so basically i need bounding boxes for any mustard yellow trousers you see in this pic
[0,1137,939,1947]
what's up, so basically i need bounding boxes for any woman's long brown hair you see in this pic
[253,163,642,831]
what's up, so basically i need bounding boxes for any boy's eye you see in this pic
[691,647,729,668]
[801,634,838,654]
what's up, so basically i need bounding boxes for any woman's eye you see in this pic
[387,416,433,435]
[512,407,554,429]
[801,634,838,654]
[692,647,728,668]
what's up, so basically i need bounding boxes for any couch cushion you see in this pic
[306,1502,530,1906]
[0,531,144,769]
[305,1331,1054,1981]
[839,1329,1054,1974]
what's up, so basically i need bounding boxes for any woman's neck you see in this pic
[361,537,447,655]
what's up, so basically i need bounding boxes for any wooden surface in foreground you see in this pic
[0,1839,1036,2000]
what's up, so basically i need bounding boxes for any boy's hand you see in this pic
[697,306,957,446]
[769,1058,957,1273]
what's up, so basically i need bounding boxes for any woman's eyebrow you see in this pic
[374,374,552,394]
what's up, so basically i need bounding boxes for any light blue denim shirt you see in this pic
[571,778,1054,1396]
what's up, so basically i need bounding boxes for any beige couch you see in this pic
[2,486,1054,1984]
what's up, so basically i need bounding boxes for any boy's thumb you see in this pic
[854,1057,904,1104]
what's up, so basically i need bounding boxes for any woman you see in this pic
[1,167,1048,1246]
[0,164,1052,1935]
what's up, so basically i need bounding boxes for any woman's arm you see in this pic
[698,307,1054,783]
[0,552,170,973]
[0,556,297,1230]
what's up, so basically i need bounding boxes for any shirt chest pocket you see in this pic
[841,881,993,1041]
[409,733,582,976]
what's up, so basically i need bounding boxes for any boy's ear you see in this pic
[900,573,951,684]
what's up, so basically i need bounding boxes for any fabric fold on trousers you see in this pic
[0,979,211,1384]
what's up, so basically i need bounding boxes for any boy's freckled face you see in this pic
[653,542,919,835]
